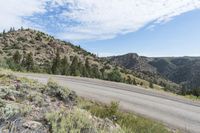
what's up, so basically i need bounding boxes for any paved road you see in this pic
[15,73,200,133]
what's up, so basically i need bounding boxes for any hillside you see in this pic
[0,28,178,92]
[107,53,200,96]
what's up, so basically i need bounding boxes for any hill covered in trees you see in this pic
[106,53,200,97]
[0,28,180,93]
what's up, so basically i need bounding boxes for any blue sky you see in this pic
[0,0,200,57]
[78,10,200,57]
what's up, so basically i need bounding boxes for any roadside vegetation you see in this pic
[0,68,174,133]
[0,69,122,133]
[78,98,174,133]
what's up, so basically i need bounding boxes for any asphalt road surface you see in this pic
[15,73,200,133]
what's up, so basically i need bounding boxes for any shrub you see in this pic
[46,108,95,133]
[149,81,154,88]
[107,69,122,82]
[47,79,75,103]
[90,101,119,120]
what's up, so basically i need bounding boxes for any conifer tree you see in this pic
[149,81,154,88]
[60,56,69,75]
[51,50,61,74]
[84,58,90,77]
[23,52,34,71]
[91,64,101,78]
[70,56,80,76]
[13,51,21,64]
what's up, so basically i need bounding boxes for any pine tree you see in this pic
[100,67,105,79]
[149,81,154,88]
[60,56,69,75]
[13,51,21,64]
[23,52,34,71]
[91,64,101,78]
[70,56,80,76]
[126,76,132,84]
[2,30,6,38]
[51,50,61,74]
[84,58,90,77]
[78,62,87,77]
[133,78,137,85]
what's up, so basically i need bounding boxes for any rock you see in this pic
[5,94,16,101]
[22,120,42,130]
[2,129,9,133]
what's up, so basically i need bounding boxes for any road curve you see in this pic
[15,73,200,133]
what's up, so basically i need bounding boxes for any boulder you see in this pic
[22,120,42,130]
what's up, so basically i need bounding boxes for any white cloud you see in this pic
[0,0,200,40]
[0,0,47,30]
[60,0,200,40]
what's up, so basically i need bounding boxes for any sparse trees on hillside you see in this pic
[9,27,15,32]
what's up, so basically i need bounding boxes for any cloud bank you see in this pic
[0,0,200,40]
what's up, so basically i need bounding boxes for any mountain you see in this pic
[106,53,157,73]
[0,28,182,94]
[0,28,170,91]
[106,53,200,96]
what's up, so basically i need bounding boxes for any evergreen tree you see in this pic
[84,58,90,77]
[81,65,88,77]
[70,56,80,76]
[133,78,137,85]
[13,51,21,64]
[60,56,69,75]
[100,67,105,79]
[126,76,132,84]
[2,30,6,38]
[91,64,101,78]
[9,27,15,32]
[51,50,61,74]
[23,52,34,71]
[149,81,154,88]
[192,88,200,97]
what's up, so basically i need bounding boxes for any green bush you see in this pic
[90,101,119,120]
[46,108,95,133]
[47,79,72,103]
[107,69,122,82]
